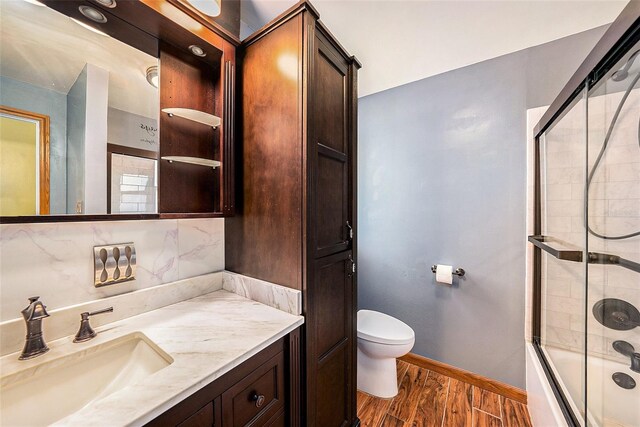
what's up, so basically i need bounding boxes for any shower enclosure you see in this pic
[531,3,640,426]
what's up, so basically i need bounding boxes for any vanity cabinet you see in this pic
[226,2,361,425]
[147,329,298,427]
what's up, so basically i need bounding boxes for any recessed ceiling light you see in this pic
[184,0,220,17]
[78,5,107,23]
[71,17,109,37]
[146,65,159,89]
[189,45,206,57]
[91,0,117,8]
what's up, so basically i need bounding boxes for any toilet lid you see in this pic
[357,310,415,345]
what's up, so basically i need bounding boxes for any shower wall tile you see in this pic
[0,218,225,322]
[545,310,572,329]
[545,184,573,200]
[531,87,640,363]
[608,199,640,216]
[608,163,640,183]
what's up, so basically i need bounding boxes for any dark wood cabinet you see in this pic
[221,351,285,426]
[147,329,299,427]
[308,251,355,427]
[226,2,361,425]
[310,31,353,260]
[177,402,216,427]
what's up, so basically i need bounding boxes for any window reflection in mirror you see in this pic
[0,0,159,216]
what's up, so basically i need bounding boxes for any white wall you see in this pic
[84,63,109,214]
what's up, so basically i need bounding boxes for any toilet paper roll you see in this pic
[435,264,453,285]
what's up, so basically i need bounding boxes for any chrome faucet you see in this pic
[613,340,640,373]
[19,296,50,360]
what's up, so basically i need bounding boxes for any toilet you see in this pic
[357,310,415,398]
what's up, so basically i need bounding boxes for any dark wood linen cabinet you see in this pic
[226,2,361,426]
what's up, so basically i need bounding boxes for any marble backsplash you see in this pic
[223,271,302,315]
[0,218,224,322]
[0,272,223,356]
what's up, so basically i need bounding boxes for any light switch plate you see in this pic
[93,243,136,287]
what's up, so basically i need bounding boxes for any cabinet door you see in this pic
[307,250,355,427]
[221,351,285,427]
[310,32,352,259]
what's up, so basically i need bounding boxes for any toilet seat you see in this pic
[357,310,414,345]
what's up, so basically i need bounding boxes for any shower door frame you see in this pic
[531,3,640,426]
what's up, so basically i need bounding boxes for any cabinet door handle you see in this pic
[348,255,356,278]
[342,221,354,246]
[251,392,265,408]
[346,221,353,240]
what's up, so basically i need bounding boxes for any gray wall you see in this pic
[357,26,607,388]
[0,76,67,214]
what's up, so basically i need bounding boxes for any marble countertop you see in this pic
[1,290,304,427]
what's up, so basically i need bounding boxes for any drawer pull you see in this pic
[251,392,265,408]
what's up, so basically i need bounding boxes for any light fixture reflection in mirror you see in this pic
[185,0,221,17]
[70,18,110,37]
[91,0,117,8]
[189,45,206,57]
[277,53,298,81]
[146,66,159,88]
[78,5,108,23]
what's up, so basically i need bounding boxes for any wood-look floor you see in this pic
[357,361,533,427]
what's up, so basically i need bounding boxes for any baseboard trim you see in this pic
[399,353,527,404]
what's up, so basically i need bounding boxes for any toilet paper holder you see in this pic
[431,265,465,277]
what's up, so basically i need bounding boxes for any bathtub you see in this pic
[543,346,640,427]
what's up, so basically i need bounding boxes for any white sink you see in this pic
[1,332,173,426]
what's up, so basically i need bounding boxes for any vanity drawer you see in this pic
[177,402,214,427]
[222,351,285,427]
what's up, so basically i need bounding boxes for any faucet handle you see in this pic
[613,340,635,357]
[74,307,113,343]
[87,307,114,317]
[22,296,49,321]
[613,340,640,374]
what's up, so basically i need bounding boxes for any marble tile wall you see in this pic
[0,218,224,322]
[528,88,640,362]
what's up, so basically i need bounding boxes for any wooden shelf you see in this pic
[161,156,221,169]
[528,235,640,273]
[162,108,221,128]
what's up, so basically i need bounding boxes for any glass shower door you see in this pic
[586,43,640,427]
[536,88,589,425]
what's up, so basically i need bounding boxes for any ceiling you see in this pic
[241,0,628,97]
[0,0,158,118]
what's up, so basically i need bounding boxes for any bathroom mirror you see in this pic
[0,0,160,217]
